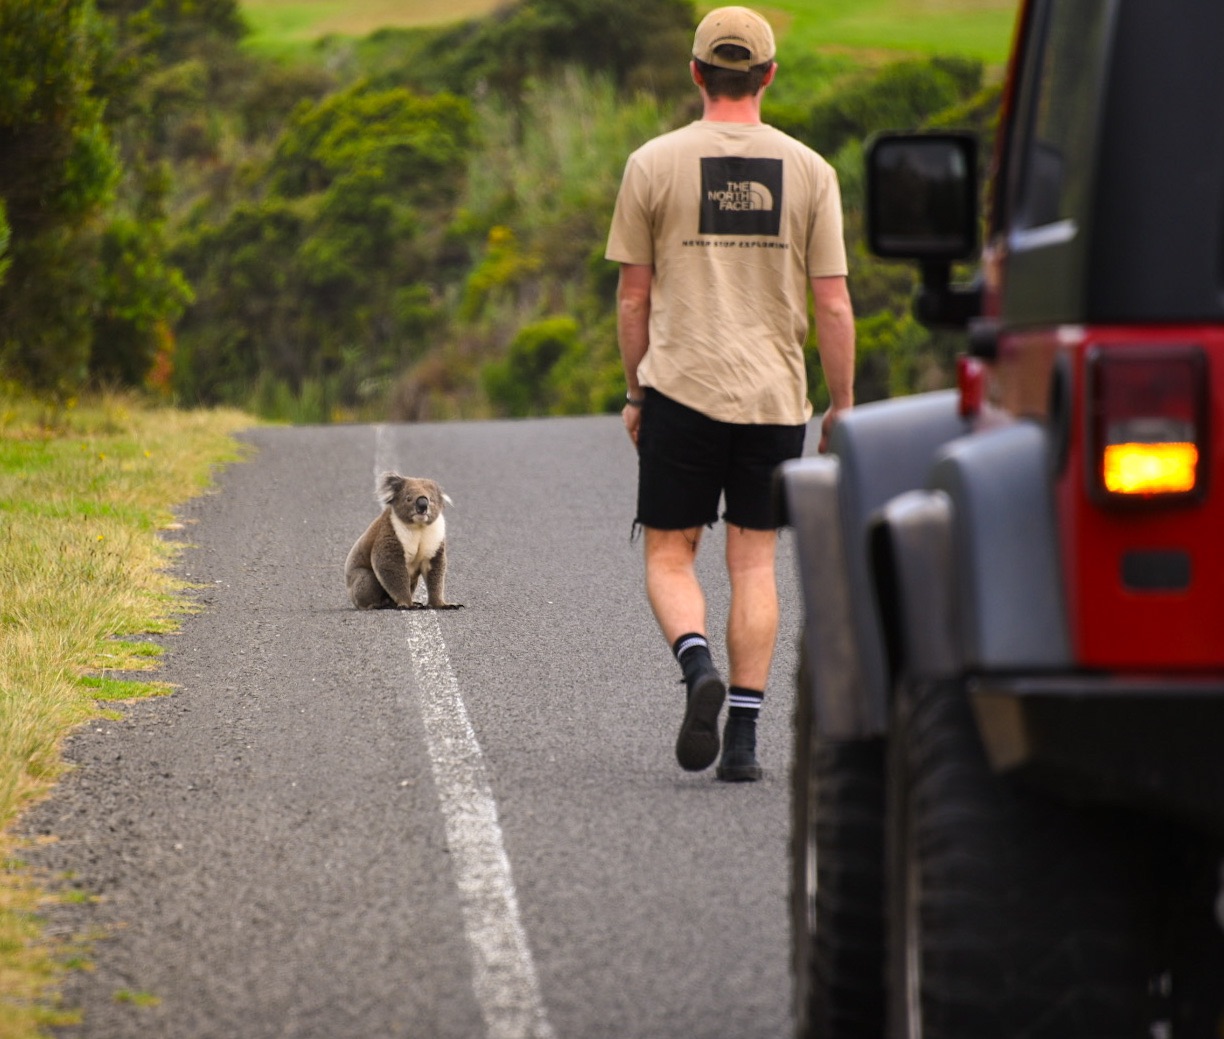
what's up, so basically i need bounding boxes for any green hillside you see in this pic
[767,0,1016,64]
[241,0,504,56]
[2,0,1013,423]
[241,0,1018,63]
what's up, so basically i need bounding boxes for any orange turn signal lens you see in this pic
[1102,442,1199,495]
[1088,346,1208,505]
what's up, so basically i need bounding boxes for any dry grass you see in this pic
[0,389,254,1038]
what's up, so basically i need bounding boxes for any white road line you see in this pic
[376,426,555,1039]
[402,615,556,1039]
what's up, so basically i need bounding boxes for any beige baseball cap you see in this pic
[692,6,776,70]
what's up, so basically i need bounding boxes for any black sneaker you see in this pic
[716,716,763,782]
[675,671,725,771]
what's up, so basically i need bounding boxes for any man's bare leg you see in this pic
[643,526,725,770]
[643,526,706,643]
[725,526,779,690]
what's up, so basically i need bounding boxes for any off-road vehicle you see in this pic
[781,0,1224,1034]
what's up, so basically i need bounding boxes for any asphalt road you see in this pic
[24,416,809,1039]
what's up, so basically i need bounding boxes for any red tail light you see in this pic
[957,355,985,418]
[1087,347,1209,503]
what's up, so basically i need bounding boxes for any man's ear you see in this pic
[690,59,704,89]
[762,61,777,89]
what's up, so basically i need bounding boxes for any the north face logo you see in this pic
[700,157,783,235]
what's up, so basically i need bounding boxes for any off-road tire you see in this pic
[791,648,886,1039]
[887,678,1154,1038]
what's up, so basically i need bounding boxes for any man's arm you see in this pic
[811,274,856,452]
[617,263,653,443]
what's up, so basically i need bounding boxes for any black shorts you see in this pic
[636,388,806,531]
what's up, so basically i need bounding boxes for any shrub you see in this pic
[482,316,583,416]
[800,56,984,155]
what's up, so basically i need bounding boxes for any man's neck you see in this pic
[701,94,764,124]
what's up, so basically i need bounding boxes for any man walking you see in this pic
[606,5,855,781]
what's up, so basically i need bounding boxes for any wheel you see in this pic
[1149,831,1224,1038]
[791,647,886,1039]
[886,678,1154,1039]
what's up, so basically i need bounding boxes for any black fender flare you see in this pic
[778,454,871,737]
[868,419,1071,697]
[777,390,969,739]
[869,489,960,684]
[929,420,1071,670]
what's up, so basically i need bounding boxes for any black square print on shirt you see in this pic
[699,157,783,236]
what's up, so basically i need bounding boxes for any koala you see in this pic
[345,472,463,610]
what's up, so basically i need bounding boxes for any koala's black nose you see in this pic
[414,496,430,513]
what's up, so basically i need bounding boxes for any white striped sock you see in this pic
[675,634,709,660]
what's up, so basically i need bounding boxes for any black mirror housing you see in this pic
[866,132,982,329]
[866,132,979,261]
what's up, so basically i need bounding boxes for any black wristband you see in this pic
[625,393,645,407]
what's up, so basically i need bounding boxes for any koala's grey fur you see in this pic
[345,472,462,610]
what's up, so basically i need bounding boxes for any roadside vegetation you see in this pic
[0,391,251,1035]
[0,0,1010,425]
[240,0,1016,64]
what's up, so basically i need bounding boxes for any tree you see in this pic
[267,81,471,202]
[0,0,120,393]
[94,0,245,65]
[90,196,194,387]
[173,82,473,411]
[792,57,985,157]
[397,0,696,100]
[0,1,118,240]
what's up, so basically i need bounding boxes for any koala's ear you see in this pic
[425,479,452,507]
[377,471,404,505]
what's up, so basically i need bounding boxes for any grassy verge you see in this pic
[0,389,254,1037]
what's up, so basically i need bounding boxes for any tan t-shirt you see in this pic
[606,120,847,425]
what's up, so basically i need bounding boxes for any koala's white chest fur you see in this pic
[391,512,447,567]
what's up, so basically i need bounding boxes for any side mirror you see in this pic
[866,132,981,329]
[866,132,978,260]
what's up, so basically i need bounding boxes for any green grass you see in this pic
[240,0,505,57]
[764,0,1018,64]
[0,389,253,1038]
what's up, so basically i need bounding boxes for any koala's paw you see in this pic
[430,602,465,610]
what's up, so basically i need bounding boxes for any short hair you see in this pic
[694,45,773,100]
